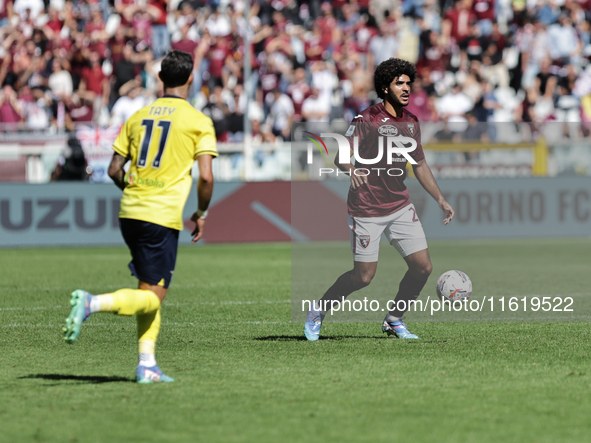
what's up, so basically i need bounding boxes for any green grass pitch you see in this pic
[1,240,591,443]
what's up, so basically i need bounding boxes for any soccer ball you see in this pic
[436,270,472,301]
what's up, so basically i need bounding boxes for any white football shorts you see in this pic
[348,203,428,262]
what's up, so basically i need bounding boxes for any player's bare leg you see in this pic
[322,261,378,305]
[304,262,377,341]
[383,248,432,338]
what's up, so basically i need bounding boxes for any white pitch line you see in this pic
[1,321,284,329]
[0,299,291,312]
[0,306,66,312]
[165,300,290,307]
[1,280,290,293]
[430,316,591,321]
[3,316,591,328]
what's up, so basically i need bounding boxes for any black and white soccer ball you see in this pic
[436,270,472,302]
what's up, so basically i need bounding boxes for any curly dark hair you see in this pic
[374,58,417,100]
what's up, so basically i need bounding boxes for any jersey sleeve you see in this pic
[112,120,130,158]
[194,116,218,159]
[344,116,366,152]
[410,121,425,163]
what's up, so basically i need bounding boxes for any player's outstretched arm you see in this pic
[108,153,129,191]
[191,154,214,243]
[413,159,455,225]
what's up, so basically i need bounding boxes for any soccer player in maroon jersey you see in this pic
[304,58,455,340]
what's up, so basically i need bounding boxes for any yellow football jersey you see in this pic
[112,96,217,231]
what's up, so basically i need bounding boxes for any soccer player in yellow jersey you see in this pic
[62,50,217,383]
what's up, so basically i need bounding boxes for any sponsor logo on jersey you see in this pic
[345,125,355,136]
[355,114,363,118]
[378,125,398,136]
[381,117,390,122]
[128,174,165,188]
[359,235,370,249]
[407,123,414,135]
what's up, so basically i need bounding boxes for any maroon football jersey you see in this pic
[346,102,424,218]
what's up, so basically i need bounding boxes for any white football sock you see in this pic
[89,296,101,314]
[139,353,157,367]
[385,314,401,324]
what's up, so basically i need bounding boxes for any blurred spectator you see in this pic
[112,44,142,101]
[110,79,152,125]
[207,35,232,88]
[172,21,198,55]
[51,135,89,181]
[301,86,330,123]
[536,0,560,27]
[203,85,231,141]
[518,20,549,88]
[0,85,22,131]
[405,78,432,121]
[547,14,581,64]
[22,85,51,130]
[13,0,43,21]
[226,86,244,141]
[65,94,94,128]
[265,88,294,140]
[109,27,129,65]
[443,0,476,46]
[286,66,311,123]
[480,24,509,88]
[436,83,474,120]
[315,2,338,50]
[463,111,489,142]
[206,7,231,37]
[472,0,494,36]
[251,118,275,144]
[368,20,398,68]
[534,57,558,99]
[310,60,338,103]
[472,80,502,122]
[85,7,109,59]
[48,58,73,98]
[433,120,456,142]
[0,0,14,28]
[420,1,442,34]
[150,0,169,59]
[417,31,451,78]
[78,50,110,120]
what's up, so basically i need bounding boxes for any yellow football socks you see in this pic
[138,309,161,367]
[90,288,162,367]
[138,309,161,345]
[93,288,161,316]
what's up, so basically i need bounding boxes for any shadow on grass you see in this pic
[18,374,134,384]
[254,335,391,341]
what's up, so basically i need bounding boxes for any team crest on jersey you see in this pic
[407,123,414,135]
[378,125,398,136]
[359,235,371,249]
[345,125,355,136]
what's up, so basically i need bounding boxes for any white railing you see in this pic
[0,135,292,183]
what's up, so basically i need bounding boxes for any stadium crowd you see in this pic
[1,0,591,141]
